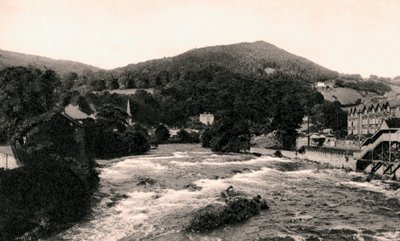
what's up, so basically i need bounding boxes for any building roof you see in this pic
[349,98,400,115]
[384,118,400,129]
[387,100,400,108]
[63,104,92,120]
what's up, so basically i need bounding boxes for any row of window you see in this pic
[348,128,377,135]
[348,118,382,126]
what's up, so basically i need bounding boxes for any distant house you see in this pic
[0,146,17,170]
[315,82,327,90]
[199,113,214,125]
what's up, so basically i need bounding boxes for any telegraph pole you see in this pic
[307,115,310,147]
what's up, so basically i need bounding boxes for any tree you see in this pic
[204,111,251,153]
[155,124,170,144]
[120,127,150,154]
[0,67,61,134]
[310,100,348,138]
[270,95,304,149]
[95,104,129,132]
[62,72,78,90]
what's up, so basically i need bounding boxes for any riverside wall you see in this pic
[251,147,358,170]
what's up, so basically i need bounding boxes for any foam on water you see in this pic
[101,158,168,180]
[341,180,400,199]
[170,155,291,167]
[375,231,400,241]
[56,146,400,241]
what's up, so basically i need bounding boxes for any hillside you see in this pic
[0,49,101,76]
[318,87,364,106]
[113,41,339,88]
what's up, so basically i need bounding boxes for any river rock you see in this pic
[188,186,269,232]
[136,176,157,186]
[259,236,296,241]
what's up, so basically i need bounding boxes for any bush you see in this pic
[154,124,170,144]
[201,128,213,148]
[177,129,193,143]
[274,150,283,157]
[120,128,150,154]
[298,146,306,154]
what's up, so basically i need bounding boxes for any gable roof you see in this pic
[387,100,400,108]
[63,104,92,120]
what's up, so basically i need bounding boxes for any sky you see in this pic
[1,0,400,77]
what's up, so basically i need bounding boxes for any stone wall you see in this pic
[251,147,357,170]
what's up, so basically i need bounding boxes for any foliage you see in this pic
[310,100,348,138]
[177,129,199,143]
[0,67,61,134]
[109,41,338,89]
[129,90,161,125]
[201,128,213,148]
[335,79,391,95]
[77,95,94,115]
[154,124,170,144]
[3,111,98,240]
[95,104,129,132]
[270,95,305,149]
[93,108,151,158]
[203,112,251,153]
[119,127,150,154]
[0,159,94,240]
[273,150,283,157]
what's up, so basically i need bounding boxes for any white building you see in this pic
[199,113,214,125]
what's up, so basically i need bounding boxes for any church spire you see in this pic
[127,99,133,125]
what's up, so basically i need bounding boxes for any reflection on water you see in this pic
[53,144,400,241]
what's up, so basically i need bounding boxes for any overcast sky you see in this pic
[1,0,399,77]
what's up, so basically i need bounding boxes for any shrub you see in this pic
[274,150,283,157]
[298,146,306,154]
[120,128,150,154]
[177,129,193,143]
[0,158,95,240]
[154,124,170,144]
[201,128,213,148]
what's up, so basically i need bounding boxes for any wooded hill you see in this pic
[113,41,339,88]
[0,49,101,76]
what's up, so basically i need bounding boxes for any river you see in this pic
[51,144,400,241]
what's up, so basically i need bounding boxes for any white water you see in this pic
[53,144,400,241]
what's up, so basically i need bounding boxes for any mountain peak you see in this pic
[116,41,338,85]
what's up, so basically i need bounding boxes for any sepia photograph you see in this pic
[0,0,399,240]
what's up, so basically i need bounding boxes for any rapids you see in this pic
[51,144,400,241]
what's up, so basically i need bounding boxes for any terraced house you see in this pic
[348,97,400,137]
